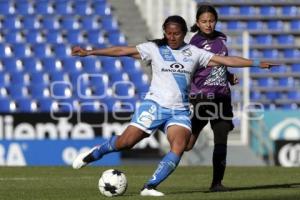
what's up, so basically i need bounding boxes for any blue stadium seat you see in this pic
[53,44,68,58]
[283,49,300,58]
[41,16,60,30]
[49,72,68,82]
[74,1,91,15]
[81,57,102,73]
[38,98,56,112]
[3,15,21,29]
[22,57,41,72]
[276,35,294,44]
[62,57,82,72]
[249,49,262,58]
[5,30,24,43]
[93,1,111,16]
[266,91,280,100]
[60,16,79,30]
[250,91,261,101]
[109,72,125,82]
[282,6,298,16]
[101,97,117,111]
[227,21,244,30]
[287,91,300,100]
[13,43,31,57]
[35,1,53,14]
[7,85,29,99]
[30,72,49,85]
[0,73,9,86]
[42,57,63,72]
[101,16,119,31]
[118,97,137,112]
[269,65,287,73]
[2,57,23,72]
[0,1,12,15]
[267,20,284,30]
[86,30,106,46]
[128,71,149,86]
[80,16,101,30]
[291,20,300,30]
[121,57,140,72]
[65,30,84,44]
[45,30,63,43]
[101,57,122,74]
[54,1,72,14]
[113,82,135,98]
[0,98,12,112]
[51,82,72,99]
[108,31,127,46]
[278,77,294,87]
[262,49,279,58]
[32,43,52,57]
[246,21,263,30]
[25,29,45,43]
[217,6,237,15]
[15,1,33,15]
[10,72,30,85]
[16,98,37,112]
[260,6,277,16]
[257,77,274,87]
[79,100,104,112]
[291,64,300,72]
[239,6,256,15]
[255,35,272,44]
[22,15,41,29]
[29,85,49,99]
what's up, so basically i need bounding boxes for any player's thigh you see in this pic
[116,125,149,149]
[167,125,191,155]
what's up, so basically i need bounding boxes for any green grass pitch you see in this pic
[0,166,299,200]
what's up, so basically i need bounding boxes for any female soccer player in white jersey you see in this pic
[71,15,276,196]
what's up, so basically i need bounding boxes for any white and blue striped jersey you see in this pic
[136,42,214,109]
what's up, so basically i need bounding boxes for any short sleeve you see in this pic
[193,47,214,67]
[136,42,155,62]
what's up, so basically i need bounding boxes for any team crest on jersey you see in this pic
[181,48,192,57]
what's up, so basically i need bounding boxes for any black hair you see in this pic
[150,15,188,46]
[190,4,218,33]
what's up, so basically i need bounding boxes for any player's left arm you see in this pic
[208,55,278,69]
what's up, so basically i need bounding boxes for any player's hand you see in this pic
[71,46,89,57]
[260,62,280,69]
[227,73,239,85]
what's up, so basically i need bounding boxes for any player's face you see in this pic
[164,23,185,49]
[196,12,216,35]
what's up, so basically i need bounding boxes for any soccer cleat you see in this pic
[140,186,164,196]
[209,183,229,192]
[72,146,98,169]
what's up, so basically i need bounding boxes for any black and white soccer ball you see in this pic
[98,169,128,197]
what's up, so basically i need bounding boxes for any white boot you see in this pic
[140,188,165,196]
[72,147,98,169]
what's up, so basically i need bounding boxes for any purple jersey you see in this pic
[190,31,231,98]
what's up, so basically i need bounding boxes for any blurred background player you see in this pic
[185,4,239,192]
[71,15,275,196]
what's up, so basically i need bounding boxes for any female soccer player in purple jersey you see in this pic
[71,15,275,196]
[186,4,239,192]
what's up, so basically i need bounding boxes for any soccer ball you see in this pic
[98,169,128,197]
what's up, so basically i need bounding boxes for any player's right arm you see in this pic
[71,46,141,59]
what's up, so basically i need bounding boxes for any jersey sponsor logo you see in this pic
[170,63,184,69]
[161,63,191,74]
[137,111,155,128]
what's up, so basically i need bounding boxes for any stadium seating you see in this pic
[196,0,300,110]
[0,0,148,112]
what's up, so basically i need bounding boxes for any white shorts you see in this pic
[130,100,191,134]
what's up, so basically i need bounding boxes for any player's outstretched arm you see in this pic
[208,55,278,69]
[71,46,141,59]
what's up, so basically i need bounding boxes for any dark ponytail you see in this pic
[190,4,218,33]
[150,15,188,46]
